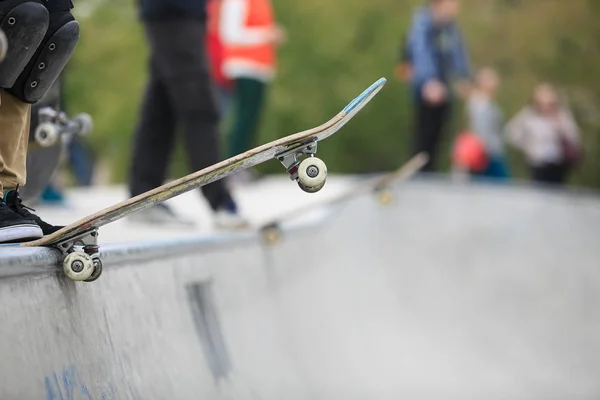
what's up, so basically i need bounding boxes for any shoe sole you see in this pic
[0,224,43,243]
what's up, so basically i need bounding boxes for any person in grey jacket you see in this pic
[466,67,510,179]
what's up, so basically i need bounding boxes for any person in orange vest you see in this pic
[219,0,286,183]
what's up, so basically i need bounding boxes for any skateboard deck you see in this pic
[7,77,387,282]
[258,152,429,245]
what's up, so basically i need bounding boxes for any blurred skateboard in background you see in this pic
[6,77,387,283]
[258,152,429,246]
[21,79,93,202]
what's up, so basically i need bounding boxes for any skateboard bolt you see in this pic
[71,260,84,273]
[306,165,319,178]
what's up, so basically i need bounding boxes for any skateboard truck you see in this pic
[276,138,328,193]
[54,229,103,282]
[34,107,93,148]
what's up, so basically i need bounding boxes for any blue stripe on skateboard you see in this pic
[343,77,387,114]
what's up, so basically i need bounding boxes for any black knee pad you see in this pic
[0,1,49,87]
[8,12,78,103]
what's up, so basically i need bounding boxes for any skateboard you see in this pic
[258,152,429,245]
[21,107,93,201]
[7,77,387,283]
[21,77,93,202]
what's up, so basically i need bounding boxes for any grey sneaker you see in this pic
[213,198,249,230]
[214,208,249,230]
[128,204,196,227]
[227,169,261,187]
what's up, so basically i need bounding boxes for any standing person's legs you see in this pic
[143,20,243,223]
[128,57,177,197]
[227,77,265,158]
[531,163,565,184]
[413,100,448,172]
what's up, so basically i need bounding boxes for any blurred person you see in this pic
[464,67,510,179]
[405,0,471,172]
[219,0,286,184]
[504,83,582,185]
[0,0,79,243]
[128,0,248,229]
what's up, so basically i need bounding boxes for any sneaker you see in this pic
[3,187,63,235]
[227,169,262,187]
[128,203,196,227]
[214,199,249,230]
[0,202,43,243]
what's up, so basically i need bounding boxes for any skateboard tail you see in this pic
[343,78,387,114]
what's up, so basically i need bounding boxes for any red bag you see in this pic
[452,131,489,173]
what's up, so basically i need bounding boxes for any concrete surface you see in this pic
[0,176,599,399]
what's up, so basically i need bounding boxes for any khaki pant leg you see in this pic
[0,90,30,197]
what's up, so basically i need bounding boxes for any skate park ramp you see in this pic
[1,177,600,399]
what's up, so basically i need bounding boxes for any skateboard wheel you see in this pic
[298,180,325,193]
[377,188,394,206]
[73,113,93,136]
[63,252,94,281]
[34,122,59,147]
[84,257,103,282]
[297,157,327,193]
[262,225,282,245]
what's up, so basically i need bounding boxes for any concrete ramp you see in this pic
[1,179,599,399]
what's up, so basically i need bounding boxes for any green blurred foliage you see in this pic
[64,0,600,187]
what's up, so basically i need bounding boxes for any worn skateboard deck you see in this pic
[258,152,429,245]
[5,77,387,281]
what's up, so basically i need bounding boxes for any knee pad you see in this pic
[0,1,49,87]
[8,13,78,104]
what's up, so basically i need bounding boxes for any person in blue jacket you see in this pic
[405,0,472,172]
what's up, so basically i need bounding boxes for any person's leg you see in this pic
[479,155,510,181]
[0,91,30,195]
[413,100,445,172]
[67,137,94,186]
[227,77,265,158]
[554,163,569,185]
[531,164,557,184]
[144,20,242,222]
[128,56,177,197]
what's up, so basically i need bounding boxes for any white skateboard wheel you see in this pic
[73,113,93,136]
[63,252,94,281]
[297,157,327,193]
[34,123,59,147]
